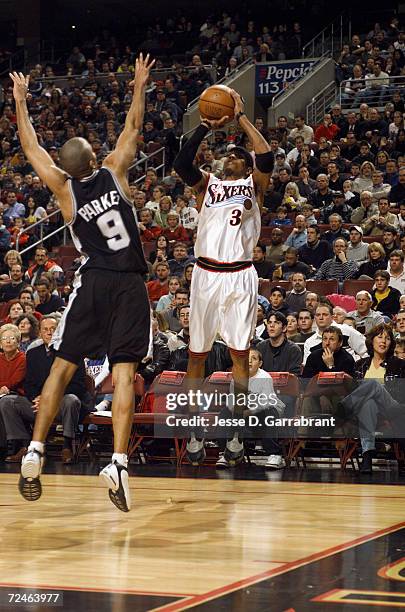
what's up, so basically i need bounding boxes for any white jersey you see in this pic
[196,173,261,263]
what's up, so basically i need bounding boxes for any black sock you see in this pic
[63,437,73,450]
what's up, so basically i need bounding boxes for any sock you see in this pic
[112,453,128,467]
[96,400,111,411]
[28,441,45,454]
[63,437,73,450]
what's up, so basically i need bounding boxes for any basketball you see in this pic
[199,84,235,121]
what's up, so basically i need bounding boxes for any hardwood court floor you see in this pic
[0,468,405,611]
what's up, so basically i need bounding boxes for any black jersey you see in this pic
[68,166,147,273]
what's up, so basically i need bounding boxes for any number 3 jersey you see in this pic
[195,173,261,263]
[68,166,147,274]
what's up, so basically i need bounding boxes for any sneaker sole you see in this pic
[99,469,131,513]
[186,447,206,466]
[18,475,42,501]
[21,457,42,480]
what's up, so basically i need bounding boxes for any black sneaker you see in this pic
[19,449,44,502]
[224,437,244,466]
[186,438,206,466]
[360,450,373,474]
[99,461,131,512]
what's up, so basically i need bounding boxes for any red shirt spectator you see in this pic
[162,212,190,243]
[0,324,26,395]
[146,262,170,301]
[314,113,340,143]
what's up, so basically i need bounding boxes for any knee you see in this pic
[62,394,81,410]
[0,396,16,415]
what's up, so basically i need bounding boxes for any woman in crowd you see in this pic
[145,185,166,213]
[371,270,401,317]
[0,250,23,276]
[154,195,174,228]
[15,313,39,353]
[149,234,171,265]
[282,182,306,210]
[338,324,405,474]
[353,161,375,193]
[5,300,24,325]
[24,195,47,225]
[286,313,299,339]
[155,276,181,312]
[358,242,387,279]
[181,263,195,291]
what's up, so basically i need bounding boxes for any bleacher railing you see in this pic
[302,11,352,58]
[15,209,68,256]
[271,52,330,107]
[339,75,405,111]
[306,81,337,125]
[31,65,217,90]
[129,146,166,186]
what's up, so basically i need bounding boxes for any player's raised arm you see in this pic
[104,53,155,177]
[173,115,229,211]
[9,72,67,198]
[229,89,273,202]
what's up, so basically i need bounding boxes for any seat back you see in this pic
[140,370,186,413]
[306,279,339,296]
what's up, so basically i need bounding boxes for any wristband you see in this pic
[235,111,246,123]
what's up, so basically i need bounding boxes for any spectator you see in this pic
[282,182,307,211]
[288,115,314,144]
[313,238,358,281]
[290,308,315,343]
[358,242,387,278]
[389,166,405,204]
[350,190,378,224]
[25,246,63,286]
[295,167,318,200]
[155,276,181,312]
[382,226,399,259]
[370,171,391,204]
[298,224,332,271]
[273,205,292,227]
[353,161,375,193]
[254,304,269,341]
[302,326,355,379]
[168,241,194,276]
[303,303,367,364]
[162,211,190,243]
[253,244,275,280]
[347,225,369,264]
[256,311,302,374]
[320,191,353,224]
[155,196,174,229]
[284,215,307,249]
[175,195,199,230]
[265,227,287,265]
[5,300,24,325]
[160,288,190,333]
[277,248,310,280]
[314,113,340,143]
[137,318,170,384]
[138,208,162,242]
[15,313,39,353]
[0,263,26,302]
[0,317,89,464]
[285,272,309,311]
[388,250,405,293]
[322,214,350,245]
[35,279,64,315]
[347,291,385,333]
[146,262,170,302]
[268,286,290,316]
[310,174,336,209]
[371,270,401,317]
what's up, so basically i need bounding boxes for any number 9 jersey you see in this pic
[68,166,147,274]
[195,173,261,263]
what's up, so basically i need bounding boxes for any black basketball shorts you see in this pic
[51,268,150,366]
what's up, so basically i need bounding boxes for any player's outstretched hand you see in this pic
[200,115,230,130]
[229,89,245,116]
[9,71,30,102]
[131,53,156,89]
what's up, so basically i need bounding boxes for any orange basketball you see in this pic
[199,85,235,121]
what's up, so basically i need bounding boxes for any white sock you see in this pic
[28,441,44,455]
[112,453,128,467]
[96,400,111,411]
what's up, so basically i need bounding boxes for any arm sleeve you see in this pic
[173,123,210,186]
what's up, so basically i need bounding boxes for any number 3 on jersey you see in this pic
[96,209,130,251]
[229,209,242,226]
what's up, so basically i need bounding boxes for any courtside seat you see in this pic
[289,372,358,470]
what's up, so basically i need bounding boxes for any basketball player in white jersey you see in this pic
[173,91,273,465]
[10,54,154,512]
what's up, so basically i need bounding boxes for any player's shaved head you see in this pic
[59,137,96,178]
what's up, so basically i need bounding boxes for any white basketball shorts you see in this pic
[189,263,258,354]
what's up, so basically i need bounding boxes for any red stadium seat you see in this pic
[306,280,339,296]
[342,279,374,297]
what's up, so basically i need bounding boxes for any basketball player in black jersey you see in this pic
[10,54,154,512]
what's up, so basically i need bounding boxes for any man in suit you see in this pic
[0,316,89,464]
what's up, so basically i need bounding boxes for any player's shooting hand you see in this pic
[200,115,230,129]
[130,53,156,89]
[9,72,30,103]
[229,89,245,115]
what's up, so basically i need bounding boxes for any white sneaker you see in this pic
[216,454,230,469]
[265,455,286,470]
[19,449,45,501]
[99,461,131,512]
